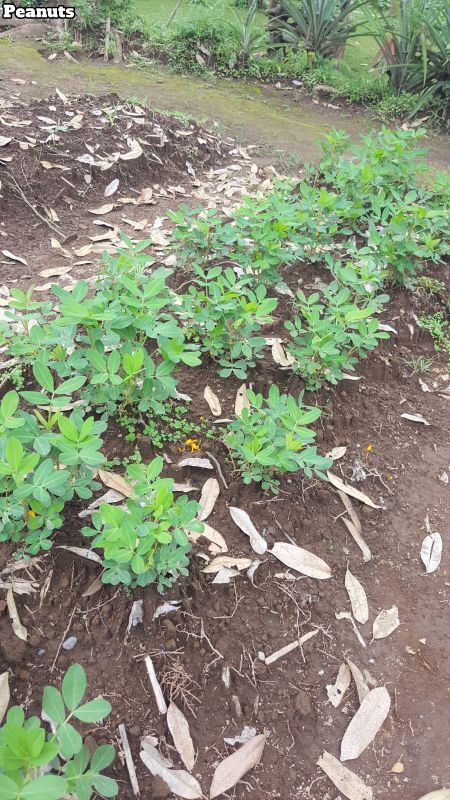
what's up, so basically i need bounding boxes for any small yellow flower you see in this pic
[388,474,394,481]
[184,438,200,453]
[366,444,374,452]
[314,230,320,237]
[27,510,36,518]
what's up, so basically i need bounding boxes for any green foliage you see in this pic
[273,0,371,58]
[0,664,117,800]
[226,385,332,492]
[416,276,445,296]
[285,282,389,389]
[82,456,202,590]
[419,312,450,362]
[179,266,278,378]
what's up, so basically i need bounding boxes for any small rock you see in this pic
[129,725,141,737]
[62,636,78,651]
[151,775,171,799]
[18,669,30,681]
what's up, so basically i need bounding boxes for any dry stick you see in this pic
[50,605,77,672]
[118,724,140,798]
[5,172,63,237]
[204,450,228,489]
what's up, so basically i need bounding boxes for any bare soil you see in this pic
[0,93,449,800]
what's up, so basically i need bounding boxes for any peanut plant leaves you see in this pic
[328,472,380,509]
[345,568,369,625]
[209,733,266,799]
[203,386,221,416]
[340,687,391,761]
[167,701,196,771]
[0,672,10,724]
[317,751,373,800]
[271,542,332,580]
[229,507,267,555]
[372,606,400,641]
[421,531,442,573]
[198,478,220,521]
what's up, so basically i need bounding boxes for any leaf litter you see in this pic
[209,733,266,799]
[340,686,391,761]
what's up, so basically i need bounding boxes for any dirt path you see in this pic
[0,40,449,169]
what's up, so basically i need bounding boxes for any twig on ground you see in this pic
[205,450,228,489]
[5,171,63,236]
[119,724,140,797]
[50,605,77,672]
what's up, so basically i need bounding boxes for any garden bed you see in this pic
[0,92,449,800]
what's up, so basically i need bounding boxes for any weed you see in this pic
[401,355,434,374]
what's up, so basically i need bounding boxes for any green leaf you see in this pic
[42,686,65,725]
[33,363,54,394]
[91,744,115,772]
[57,416,78,442]
[0,775,20,800]
[1,390,19,419]
[57,721,82,759]
[5,437,23,471]
[54,376,86,396]
[21,775,67,800]
[72,698,111,723]
[92,775,119,797]
[62,663,86,712]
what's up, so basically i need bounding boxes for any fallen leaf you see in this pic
[136,187,154,205]
[209,734,266,799]
[271,542,332,580]
[401,412,430,425]
[328,472,380,509]
[104,178,119,197]
[204,385,221,416]
[326,663,351,708]
[126,599,144,633]
[6,588,27,641]
[88,204,114,215]
[271,341,294,367]
[167,701,195,771]
[229,507,267,555]
[0,137,12,147]
[78,489,125,518]
[39,266,72,278]
[2,250,27,266]
[187,522,227,553]
[390,761,404,774]
[417,792,450,800]
[0,672,10,724]
[178,457,213,470]
[347,659,370,704]
[341,517,372,563]
[98,469,134,498]
[224,726,256,746]
[327,446,347,460]
[345,568,369,625]
[212,567,240,584]
[140,742,201,799]
[340,687,391,761]
[372,606,400,641]
[317,751,373,800]
[120,139,143,161]
[421,531,442,573]
[235,383,250,416]
[153,601,181,620]
[56,546,102,563]
[203,556,252,574]
[198,478,220,521]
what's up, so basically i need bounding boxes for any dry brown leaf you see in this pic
[318,751,373,800]
[341,516,372,563]
[346,659,370,704]
[88,204,114,215]
[82,576,103,598]
[235,383,250,416]
[6,588,27,641]
[327,446,347,460]
[401,412,430,425]
[229,507,267,555]
[340,687,391,761]
[271,341,294,367]
[187,522,227,554]
[0,672,10,724]
[39,266,72,278]
[271,542,332,580]
[390,761,404,774]
[140,742,201,799]
[338,491,362,534]
[198,478,220,521]
[203,386,221,416]
[372,606,399,641]
[120,140,143,161]
[136,187,154,205]
[421,531,442,574]
[167,701,195,771]
[56,546,102,564]
[209,734,266,799]
[2,250,27,266]
[98,469,134,498]
[203,556,252,574]
[178,457,213,470]
[417,792,450,800]
[345,568,369,625]
[328,472,380,509]
[326,663,351,708]
[0,136,12,147]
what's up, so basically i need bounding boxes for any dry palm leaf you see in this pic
[345,568,369,625]
[167,701,195,771]
[340,687,391,761]
[197,478,220,521]
[203,386,221,416]
[229,507,267,555]
[372,606,399,641]
[318,751,373,800]
[328,472,380,509]
[209,734,266,799]
[271,542,332,580]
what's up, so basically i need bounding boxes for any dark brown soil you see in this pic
[1,94,449,800]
